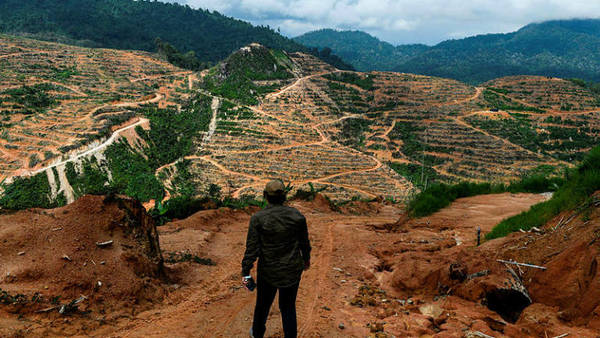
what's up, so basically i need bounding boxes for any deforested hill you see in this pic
[3,34,600,213]
[297,19,600,84]
[0,0,352,69]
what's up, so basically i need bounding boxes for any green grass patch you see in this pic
[486,146,600,239]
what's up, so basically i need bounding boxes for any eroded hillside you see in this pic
[2,36,600,337]
[166,50,599,202]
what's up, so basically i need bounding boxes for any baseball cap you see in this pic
[264,180,286,196]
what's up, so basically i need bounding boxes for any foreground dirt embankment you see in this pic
[0,195,165,337]
[1,192,599,337]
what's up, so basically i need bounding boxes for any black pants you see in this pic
[251,277,299,338]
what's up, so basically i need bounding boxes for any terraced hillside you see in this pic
[249,70,587,191]
[2,36,600,207]
[157,46,600,203]
[0,35,193,183]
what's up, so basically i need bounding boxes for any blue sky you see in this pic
[165,0,600,45]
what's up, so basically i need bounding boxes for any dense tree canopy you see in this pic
[0,0,347,68]
[296,20,600,84]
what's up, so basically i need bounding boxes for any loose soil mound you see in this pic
[377,192,600,336]
[0,195,164,322]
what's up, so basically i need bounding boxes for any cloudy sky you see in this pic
[166,0,600,45]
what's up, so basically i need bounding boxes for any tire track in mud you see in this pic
[298,218,335,336]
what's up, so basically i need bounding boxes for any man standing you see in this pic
[242,180,311,338]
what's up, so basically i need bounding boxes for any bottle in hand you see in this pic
[243,276,256,291]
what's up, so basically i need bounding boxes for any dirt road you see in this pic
[88,192,547,338]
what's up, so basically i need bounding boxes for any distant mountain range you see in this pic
[0,0,352,69]
[295,19,600,83]
[294,29,428,71]
[1,0,598,83]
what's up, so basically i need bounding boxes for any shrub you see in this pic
[1,83,57,114]
[66,160,111,199]
[105,140,164,202]
[0,173,63,209]
[149,193,267,225]
[323,72,375,91]
[389,162,440,189]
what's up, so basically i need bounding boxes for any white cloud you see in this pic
[179,0,600,45]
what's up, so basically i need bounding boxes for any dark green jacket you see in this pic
[241,204,311,288]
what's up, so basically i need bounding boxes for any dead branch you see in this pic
[467,331,495,338]
[95,240,113,247]
[58,295,87,315]
[497,259,546,270]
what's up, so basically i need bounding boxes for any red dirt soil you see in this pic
[0,195,164,336]
[1,192,599,337]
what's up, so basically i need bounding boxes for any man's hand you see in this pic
[304,260,310,271]
[242,275,256,291]
[242,275,251,285]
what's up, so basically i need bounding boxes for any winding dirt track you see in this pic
[30,118,149,176]
[209,73,488,199]
[6,92,163,184]
[100,200,403,338]
[152,68,495,200]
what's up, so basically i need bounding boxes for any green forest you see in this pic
[0,0,351,70]
[296,19,600,84]
[200,46,294,105]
